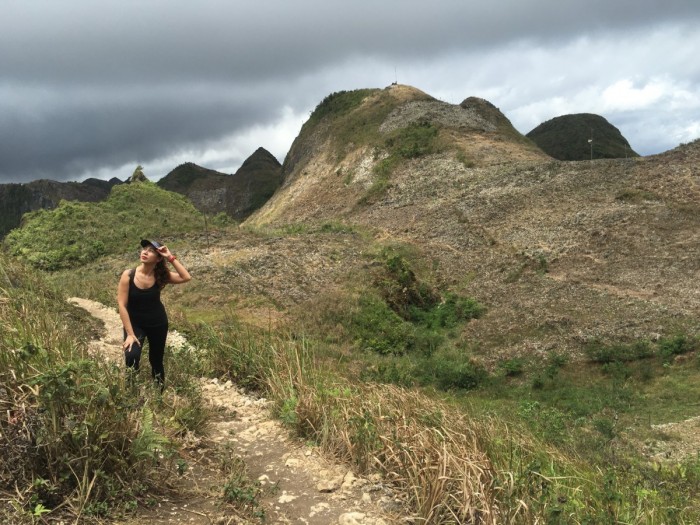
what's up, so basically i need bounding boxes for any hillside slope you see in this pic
[4,181,203,270]
[246,85,699,361]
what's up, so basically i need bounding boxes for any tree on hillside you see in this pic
[129,165,148,183]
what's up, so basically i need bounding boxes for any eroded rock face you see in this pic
[379,99,497,134]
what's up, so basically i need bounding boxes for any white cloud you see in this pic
[602,79,665,111]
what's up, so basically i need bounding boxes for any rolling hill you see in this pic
[246,84,699,361]
[526,113,639,160]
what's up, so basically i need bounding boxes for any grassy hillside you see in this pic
[9,221,700,523]
[4,181,204,270]
[3,88,700,523]
[0,252,208,523]
[0,178,117,239]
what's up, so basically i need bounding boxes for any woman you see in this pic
[117,239,191,388]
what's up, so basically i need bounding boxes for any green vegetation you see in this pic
[527,113,640,161]
[301,246,487,391]
[4,181,203,270]
[0,252,207,523]
[361,120,444,203]
[179,313,700,524]
[3,176,700,523]
[307,89,378,124]
[299,88,435,164]
[584,335,698,364]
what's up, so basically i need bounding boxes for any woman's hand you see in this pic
[123,334,141,353]
[157,245,173,260]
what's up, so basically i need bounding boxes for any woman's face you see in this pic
[140,245,162,263]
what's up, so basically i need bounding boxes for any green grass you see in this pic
[3,175,700,522]
[176,309,700,523]
[360,120,443,204]
[0,252,208,523]
[5,181,204,270]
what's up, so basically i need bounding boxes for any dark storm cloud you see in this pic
[0,82,281,181]
[1,0,699,182]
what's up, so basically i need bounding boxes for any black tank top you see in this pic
[127,269,168,327]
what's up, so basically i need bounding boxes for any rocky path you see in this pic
[68,298,400,525]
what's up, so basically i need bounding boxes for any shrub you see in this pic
[417,349,488,391]
[658,334,698,363]
[413,293,485,329]
[499,357,526,377]
[5,181,203,270]
[584,339,653,363]
[350,295,417,355]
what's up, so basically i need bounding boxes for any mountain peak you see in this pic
[158,148,282,220]
[239,147,281,171]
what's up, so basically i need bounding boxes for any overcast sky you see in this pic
[2,0,699,184]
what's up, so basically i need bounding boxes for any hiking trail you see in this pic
[68,298,403,525]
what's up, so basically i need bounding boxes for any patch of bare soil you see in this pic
[642,415,700,462]
[69,298,402,525]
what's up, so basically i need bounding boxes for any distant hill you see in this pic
[252,84,547,224]
[246,84,698,361]
[0,146,281,239]
[526,113,639,160]
[4,181,202,270]
[157,147,282,221]
[0,178,121,238]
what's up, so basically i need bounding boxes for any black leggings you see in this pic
[123,323,168,384]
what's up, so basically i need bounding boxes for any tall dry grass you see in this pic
[192,317,700,524]
[0,253,206,523]
[194,321,532,522]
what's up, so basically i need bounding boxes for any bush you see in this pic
[418,349,488,391]
[413,293,485,329]
[658,334,698,363]
[499,357,526,377]
[584,339,653,363]
[350,295,417,355]
[5,181,203,270]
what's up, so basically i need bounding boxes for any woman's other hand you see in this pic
[123,334,141,352]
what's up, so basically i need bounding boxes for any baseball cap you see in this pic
[140,239,163,250]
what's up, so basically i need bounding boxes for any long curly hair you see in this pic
[154,258,170,289]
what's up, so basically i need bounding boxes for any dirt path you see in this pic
[68,298,401,525]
